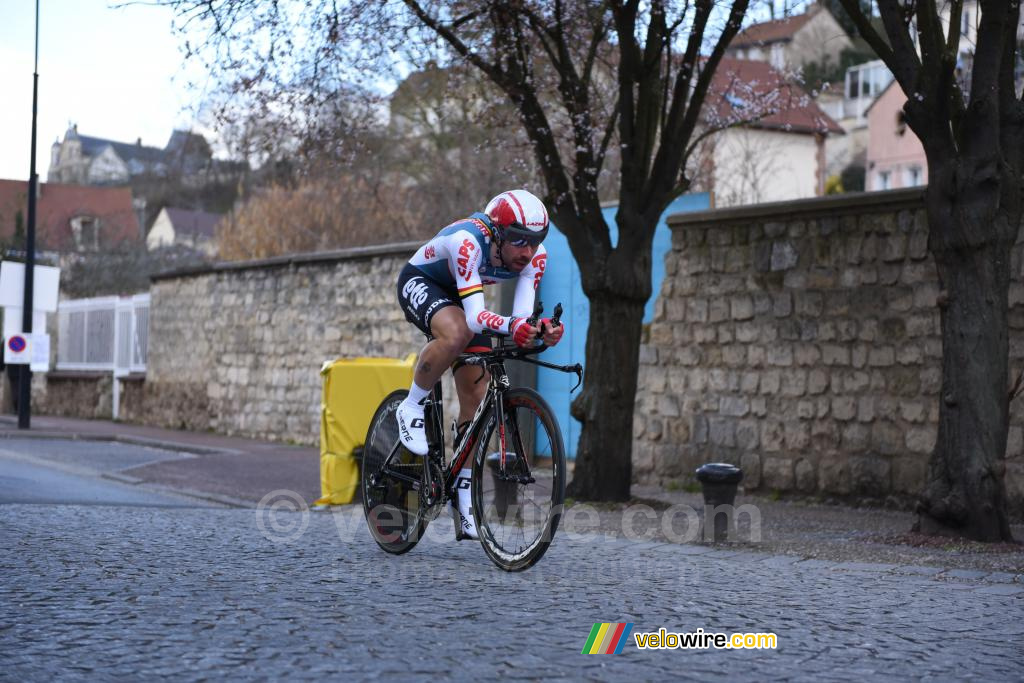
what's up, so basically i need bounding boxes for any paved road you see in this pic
[2,501,1022,680]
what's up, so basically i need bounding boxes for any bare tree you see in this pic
[387,2,761,501]
[838,0,1020,541]
[384,62,540,226]
[163,0,759,501]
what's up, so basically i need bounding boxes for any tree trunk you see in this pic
[566,290,646,502]
[917,192,1016,541]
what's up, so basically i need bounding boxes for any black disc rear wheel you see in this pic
[362,389,427,554]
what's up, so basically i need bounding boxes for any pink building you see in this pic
[865,81,927,191]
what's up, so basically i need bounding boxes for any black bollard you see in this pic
[695,463,743,542]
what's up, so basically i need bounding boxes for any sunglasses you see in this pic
[505,223,545,247]
[508,236,543,248]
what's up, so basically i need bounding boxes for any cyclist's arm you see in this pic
[511,246,548,316]
[448,230,517,335]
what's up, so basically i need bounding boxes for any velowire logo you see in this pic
[581,623,634,654]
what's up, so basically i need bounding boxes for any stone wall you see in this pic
[33,372,113,418]
[633,188,1024,514]
[141,243,426,443]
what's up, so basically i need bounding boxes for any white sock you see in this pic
[457,468,473,516]
[406,381,430,404]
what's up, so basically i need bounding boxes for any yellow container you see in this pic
[315,353,416,506]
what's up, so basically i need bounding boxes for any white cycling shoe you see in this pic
[451,469,478,540]
[396,397,428,456]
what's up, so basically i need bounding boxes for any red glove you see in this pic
[540,318,564,346]
[509,317,538,348]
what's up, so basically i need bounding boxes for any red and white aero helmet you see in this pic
[484,189,549,246]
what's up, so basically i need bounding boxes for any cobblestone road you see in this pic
[2,504,1022,681]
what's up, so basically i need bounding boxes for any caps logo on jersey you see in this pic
[457,239,476,278]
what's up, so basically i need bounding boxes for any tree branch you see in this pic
[998,0,1024,175]
[837,0,899,75]
[596,97,620,171]
[969,0,1010,112]
[650,0,748,206]
[401,0,503,83]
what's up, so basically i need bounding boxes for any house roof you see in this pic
[165,130,212,157]
[704,57,845,136]
[0,179,139,251]
[729,5,820,48]
[75,134,166,165]
[162,207,222,240]
[64,126,215,169]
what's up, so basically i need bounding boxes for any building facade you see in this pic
[864,82,927,192]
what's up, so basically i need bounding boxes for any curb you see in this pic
[97,472,253,509]
[0,428,242,456]
[0,430,256,509]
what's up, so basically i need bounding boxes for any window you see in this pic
[878,171,891,190]
[848,70,860,99]
[905,166,923,187]
[70,215,99,251]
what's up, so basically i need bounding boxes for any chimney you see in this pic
[133,197,147,240]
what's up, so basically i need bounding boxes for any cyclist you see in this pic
[395,189,564,539]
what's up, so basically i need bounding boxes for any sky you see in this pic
[0,0,212,181]
[0,0,816,184]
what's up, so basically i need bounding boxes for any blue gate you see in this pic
[536,193,711,458]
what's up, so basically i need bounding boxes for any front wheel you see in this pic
[471,387,566,571]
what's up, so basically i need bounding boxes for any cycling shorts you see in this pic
[396,263,491,354]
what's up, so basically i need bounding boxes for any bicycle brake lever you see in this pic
[570,363,583,392]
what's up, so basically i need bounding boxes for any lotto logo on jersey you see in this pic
[402,276,430,308]
[424,245,436,260]
[532,252,547,290]
[457,239,476,278]
[477,311,506,331]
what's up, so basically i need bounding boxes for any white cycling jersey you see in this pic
[407,212,548,335]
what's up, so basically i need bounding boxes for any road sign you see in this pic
[5,334,30,364]
[0,261,60,312]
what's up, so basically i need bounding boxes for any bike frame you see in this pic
[373,342,581,513]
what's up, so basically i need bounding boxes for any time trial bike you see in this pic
[361,303,582,571]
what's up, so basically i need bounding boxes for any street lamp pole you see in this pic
[18,0,40,430]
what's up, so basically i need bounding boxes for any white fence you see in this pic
[57,294,150,375]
